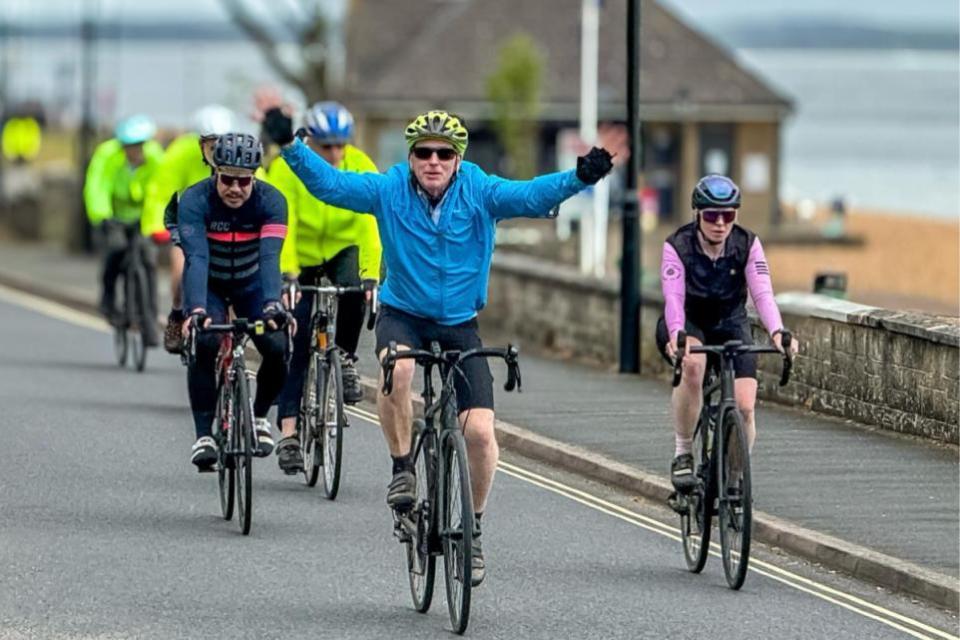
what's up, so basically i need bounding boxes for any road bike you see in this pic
[110,222,156,372]
[380,341,520,634]
[671,330,793,589]
[294,280,377,499]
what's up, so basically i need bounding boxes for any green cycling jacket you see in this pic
[267,143,382,280]
[84,138,164,234]
[142,133,210,235]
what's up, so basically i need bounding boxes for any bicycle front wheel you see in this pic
[235,370,254,535]
[113,274,128,367]
[130,265,149,372]
[321,353,344,500]
[407,419,437,613]
[718,409,752,589]
[681,417,713,573]
[441,429,474,635]
[301,352,323,487]
[216,389,235,521]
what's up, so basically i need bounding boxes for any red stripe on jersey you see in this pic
[260,224,287,239]
[206,231,259,242]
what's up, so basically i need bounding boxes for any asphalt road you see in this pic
[0,290,956,639]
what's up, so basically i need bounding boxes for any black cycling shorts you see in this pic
[655,316,757,379]
[375,304,494,413]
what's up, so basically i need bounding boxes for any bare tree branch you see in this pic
[219,0,310,95]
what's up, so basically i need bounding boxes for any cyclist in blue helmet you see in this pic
[267,101,382,474]
[83,114,164,342]
[657,175,798,493]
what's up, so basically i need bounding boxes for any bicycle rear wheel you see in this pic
[300,352,323,487]
[216,388,235,520]
[321,353,344,500]
[441,429,473,635]
[407,419,437,613]
[235,370,254,535]
[681,416,713,573]
[718,409,752,589]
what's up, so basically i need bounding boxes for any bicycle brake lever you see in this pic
[671,331,687,388]
[779,330,793,386]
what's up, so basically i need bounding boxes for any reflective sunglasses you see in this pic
[700,208,737,224]
[412,147,457,161]
[218,173,253,188]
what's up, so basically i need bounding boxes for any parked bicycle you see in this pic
[380,340,521,634]
[289,280,377,499]
[671,330,793,589]
[109,222,158,372]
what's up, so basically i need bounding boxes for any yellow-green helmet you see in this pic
[404,110,469,156]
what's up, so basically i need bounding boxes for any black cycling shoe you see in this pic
[387,470,417,510]
[276,436,304,475]
[671,453,697,493]
[471,522,486,587]
[342,357,363,405]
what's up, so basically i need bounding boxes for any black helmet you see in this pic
[692,175,741,209]
[212,133,263,170]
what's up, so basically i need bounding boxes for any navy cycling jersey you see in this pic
[179,177,288,312]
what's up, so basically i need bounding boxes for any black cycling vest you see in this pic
[665,222,756,329]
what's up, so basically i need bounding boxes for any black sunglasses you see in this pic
[218,173,253,188]
[700,208,737,224]
[412,147,457,161]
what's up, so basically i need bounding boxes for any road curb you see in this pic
[360,375,959,611]
[2,265,956,612]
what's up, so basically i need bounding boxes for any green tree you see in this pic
[485,33,544,179]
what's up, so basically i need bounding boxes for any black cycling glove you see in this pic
[576,147,614,185]
[262,301,289,329]
[263,108,295,146]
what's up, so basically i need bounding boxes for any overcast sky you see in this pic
[5,0,958,28]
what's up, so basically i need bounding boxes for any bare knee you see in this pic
[462,410,497,453]
[378,355,415,404]
[680,355,706,392]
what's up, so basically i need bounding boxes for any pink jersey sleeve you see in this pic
[745,237,783,335]
[661,242,686,338]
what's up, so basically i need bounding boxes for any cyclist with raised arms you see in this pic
[262,107,613,585]
[84,114,164,344]
[657,175,798,493]
[268,101,382,474]
[178,133,289,471]
[142,104,238,353]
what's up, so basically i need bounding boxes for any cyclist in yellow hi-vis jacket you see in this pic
[142,105,238,353]
[268,101,381,474]
[84,114,164,345]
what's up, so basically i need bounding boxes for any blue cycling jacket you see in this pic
[280,139,588,325]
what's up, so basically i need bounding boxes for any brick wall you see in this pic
[484,253,960,444]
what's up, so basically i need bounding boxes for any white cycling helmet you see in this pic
[191,105,238,140]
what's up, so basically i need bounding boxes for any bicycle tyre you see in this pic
[301,351,323,487]
[113,273,128,367]
[321,353,344,500]
[235,370,254,535]
[441,428,473,635]
[681,416,714,573]
[718,408,752,590]
[216,389,235,521]
[407,419,437,613]
[130,264,149,372]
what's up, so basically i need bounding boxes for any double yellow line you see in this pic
[346,405,957,640]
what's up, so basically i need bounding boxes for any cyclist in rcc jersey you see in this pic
[268,101,382,475]
[178,133,290,470]
[656,175,799,492]
[142,104,239,354]
[262,106,613,586]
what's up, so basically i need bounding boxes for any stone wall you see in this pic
[484,252,960,444]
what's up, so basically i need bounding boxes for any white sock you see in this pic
[675,435,693,457]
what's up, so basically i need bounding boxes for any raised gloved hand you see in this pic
[262,108,295,147]
[576,146,614,185]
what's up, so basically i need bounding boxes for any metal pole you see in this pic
[75,0,97,253]
[619,0,642,373]
[0,7,9,209]
[579,0,598,275]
